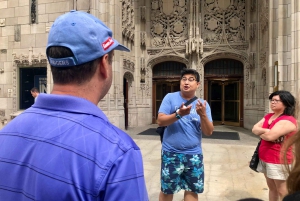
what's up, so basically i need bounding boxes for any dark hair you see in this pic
[269,90,296,116]
[47,46,113,85]
[180,68,200,82]
[236,199,263,201]
[31,87,39,93]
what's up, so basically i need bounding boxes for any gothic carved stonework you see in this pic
[250,0,256,12]
[203,44,248,52]
[13,53,47,67]
[140,65,151,97]
[249,52,255,69]
[122,0,135,42]
[260,52,267,68]
[185,0,203,56]
[0,19,5,27]
[150,0,188,48]
[186,37,203,55]
[258,0,269,93]
[140,58,146,83]
[259,0,269,32]
[140,83,150,97]
[262,68,266,86]
[124,71,134,87]
[249,23,256,40]
[147,55,188,69]
[245,64,250,99]
[140,31,146,47]
[140,58,145,69]
[31,0,37,23]
[123,58,135,73]
[203,0,246,44]
[140,6,146,21]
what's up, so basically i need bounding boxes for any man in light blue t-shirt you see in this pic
[157,68,214,201]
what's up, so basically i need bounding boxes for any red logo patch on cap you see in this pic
[102,38,114,51]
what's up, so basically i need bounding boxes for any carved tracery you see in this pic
[258,0,269,90]
[122,0,135,42]
[150,0,188,48]
[124,71,134,87]
[123,58,135,73]
[31,0,37,24]
[203,0,246,44]
[249,52,255,69]
[249,23,256,40]
[259,0,269,32]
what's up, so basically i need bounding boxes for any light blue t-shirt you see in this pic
[158,91,213,154]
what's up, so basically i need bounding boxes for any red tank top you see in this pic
[258,113,297,164]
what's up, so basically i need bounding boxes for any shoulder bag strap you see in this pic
[184,96,198,106]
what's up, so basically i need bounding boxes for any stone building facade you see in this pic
[0,0,299,130]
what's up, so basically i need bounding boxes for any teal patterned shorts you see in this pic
[160,150,204,194]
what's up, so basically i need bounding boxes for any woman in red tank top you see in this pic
[252,90,297,201]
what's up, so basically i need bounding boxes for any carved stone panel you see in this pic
[259,0,269,32]
[140,6,146,21]
[31,0,37,24]
[150,0,188,48]
[0,19,5,27]
[122,0,135,42]
[249,52,255,69]
[249,23,256,40]
[140,31,146,47]
[250,0,257,12]
[123,58,135,73]
[203,0,246,44]
[14,25,21,42]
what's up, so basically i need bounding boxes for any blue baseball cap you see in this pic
[46,10,130,67]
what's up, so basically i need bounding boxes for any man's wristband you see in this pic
[175,109,181,119]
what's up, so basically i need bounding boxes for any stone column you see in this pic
[291,0,300,97]
[277,0,290,90]
[268,0,276,95]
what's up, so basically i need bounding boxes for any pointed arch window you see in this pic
[153,61,186,78]
[205,59,243,76]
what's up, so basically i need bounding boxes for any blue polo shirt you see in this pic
[0,94,148,201]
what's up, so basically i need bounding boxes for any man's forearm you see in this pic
[200,115,214,136]
[157,113,178,127]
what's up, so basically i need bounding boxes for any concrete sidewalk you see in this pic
[125,125,269,201]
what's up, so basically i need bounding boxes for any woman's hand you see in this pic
[252,118,268,135]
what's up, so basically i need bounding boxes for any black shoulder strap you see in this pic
[184,96,198,106]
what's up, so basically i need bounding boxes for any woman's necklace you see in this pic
[269,113,283,125]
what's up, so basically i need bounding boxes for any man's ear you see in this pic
[99,54,109,79]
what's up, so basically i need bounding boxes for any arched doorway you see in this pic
[204,59,244,127]
[123,72,133,130]
[152,61,186,123]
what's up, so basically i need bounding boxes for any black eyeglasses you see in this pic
[269,99,282,103]
[181,77,196,82]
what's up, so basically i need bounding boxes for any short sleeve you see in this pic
[99,148,148,201]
